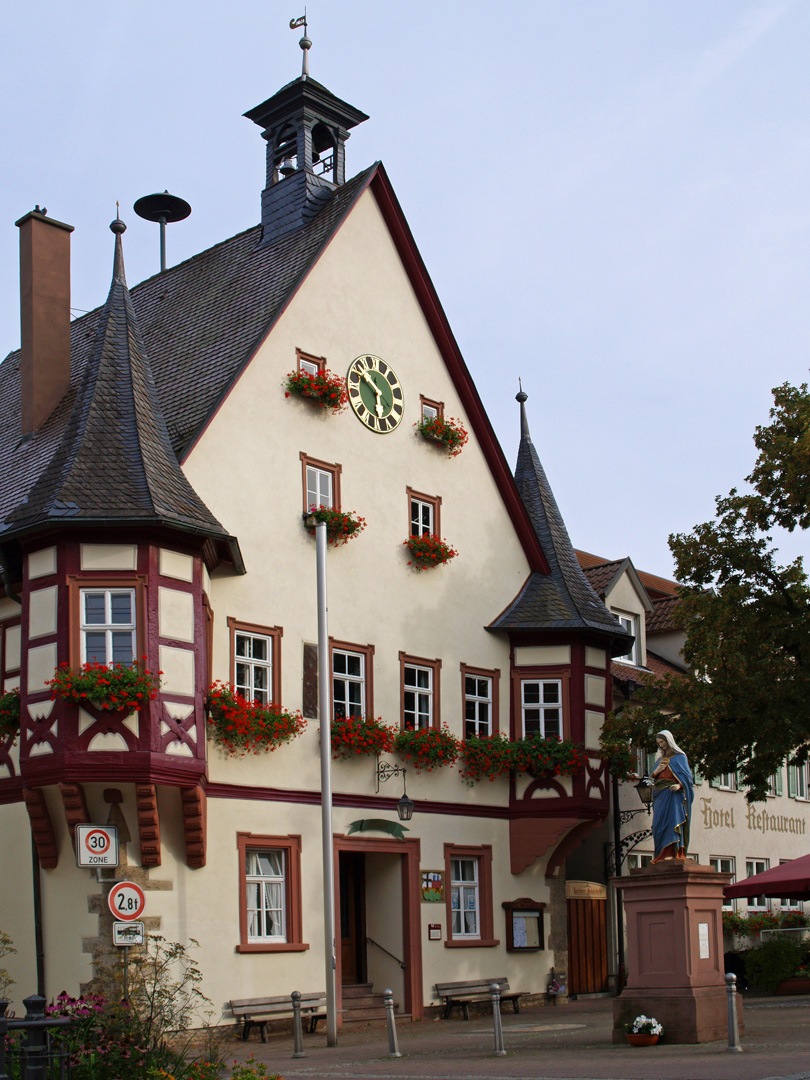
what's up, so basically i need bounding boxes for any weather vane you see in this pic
[290,11,311,77]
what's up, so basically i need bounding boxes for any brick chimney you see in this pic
[16,208,74,435]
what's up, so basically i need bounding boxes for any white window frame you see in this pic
[245,848,287,943]
[627,852,653,871]
[778,860,803,910]
[450,857,480,939]
[464,675,492,739]
[299,356,320,376]
[788,760,809,800]
[421,402,438,420]
[745,859,770,911]
[410,497,434,537]
[404,664,433,730]
[305,464,333,511]
[613,612,639,666]
[332,648,365,720]
[80,588,136,667]
[521,678,562,739]
[710,856,736,910]
[716,772,737,791]
[235,631,272,705]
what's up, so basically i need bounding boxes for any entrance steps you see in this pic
[341,983,407,1025]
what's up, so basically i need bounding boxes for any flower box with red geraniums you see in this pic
[47,662,161,712]
[460,733,513,784]
[284,368,347,411]
[304,506,366,546]
[403,534,458,570]
[393,725,461,772]
[331,715,396,760]
[207,681,305,756]
[510,734,589,780]
[414,415,468,456]
[0,687,20,739]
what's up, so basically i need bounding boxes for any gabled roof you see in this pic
[0,220,238,563]
[581,559,625,596]
[1,162,552,583]
[488,394,632,648]
[646,594,683,634]
[581,556,653,614]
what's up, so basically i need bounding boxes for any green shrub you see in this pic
[744,936,809,992]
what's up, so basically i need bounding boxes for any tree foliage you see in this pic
[613,380,810,800]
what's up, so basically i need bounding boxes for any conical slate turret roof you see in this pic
[0,219,237,558]
[489,391,632,646]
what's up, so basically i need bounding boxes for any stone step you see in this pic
[342,983,375,998]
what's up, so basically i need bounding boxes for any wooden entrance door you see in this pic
[567,897,608,994]
[339,852,366,985]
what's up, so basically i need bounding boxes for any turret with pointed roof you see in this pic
[489,389,632,652]
[0,218,241,570]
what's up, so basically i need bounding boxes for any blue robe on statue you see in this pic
[651,752,694,862]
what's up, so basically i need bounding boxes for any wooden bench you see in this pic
[230,992,326,1042]
[435,978,525,1021]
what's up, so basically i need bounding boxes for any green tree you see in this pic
[609,380,810,800]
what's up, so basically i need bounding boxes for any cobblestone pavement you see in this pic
[224,995,810,1080]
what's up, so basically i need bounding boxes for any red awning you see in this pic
[724,853,810,901]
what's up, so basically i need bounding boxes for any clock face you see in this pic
[347,354,404,433]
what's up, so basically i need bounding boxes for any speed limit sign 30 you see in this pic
[107,881,146,921]
[76,824,119,868]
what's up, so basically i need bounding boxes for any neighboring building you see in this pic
[0,62,632,1017]
[566,551,810,990]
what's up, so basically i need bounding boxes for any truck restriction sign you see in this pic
[108,881,146,921]
[76,824,119,868]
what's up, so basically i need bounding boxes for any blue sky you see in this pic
[2,1,808,577]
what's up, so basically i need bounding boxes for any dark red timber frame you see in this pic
[509,665,571,742]
[235,832,308,953]
[333,834,423,1021]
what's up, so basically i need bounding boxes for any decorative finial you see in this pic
[110,203,126,236]
[516,377,528,405]
[290,11,311,76]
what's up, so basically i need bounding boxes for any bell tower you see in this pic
[244,33,368,245]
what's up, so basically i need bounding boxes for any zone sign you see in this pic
[76,824,119,868]
[107,881,146,922]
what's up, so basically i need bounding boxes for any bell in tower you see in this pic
[244,30,368,245]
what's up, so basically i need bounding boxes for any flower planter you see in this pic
[403,534,458,570]
[626,1033,659,1046]
[414,416,468,456]
[777,978,810,995]
[303,508,366,546]
[284,368,347,411]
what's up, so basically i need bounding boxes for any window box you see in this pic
[510,734,589,780]
[207,681,305,756]
[0,688,20,739]
[331,715,396,759]
[394,725,460,772]
[304,507,366,546]
[47,662,160,712]
[414,415,468,456]
[403,534,457,570]
[460,733,512,784]
[285,366,347,411]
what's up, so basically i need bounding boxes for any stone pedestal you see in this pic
[612,861,743,1043]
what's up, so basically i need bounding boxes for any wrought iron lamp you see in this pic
[375,758,415,821]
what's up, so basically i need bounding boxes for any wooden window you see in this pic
[400,653,441,730]
[227,618,282,706]
[709,856,736,910]
[627,852,654,871]
[745,858,770,911]
[420,395,443,421]
[330,639,374,719]
[788,760,809,800]
[443,843,497,948]
[407,487,441,538]
[236,833,308,953]
[521,678,562,738]
[67,575,146,669]
[300,452,342,512]
[461,664,499,739]
[613,611,640,665]
[296,348,326,376]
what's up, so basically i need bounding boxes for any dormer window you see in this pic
[614,612,640,666]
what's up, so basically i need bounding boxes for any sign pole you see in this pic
[122,945,129,1003]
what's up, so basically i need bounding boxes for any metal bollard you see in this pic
[22,996,48,1080]
[384,989,402,1058]
[490,982,507,1057]
[725,973,743,1052]
[291,990,306,1059]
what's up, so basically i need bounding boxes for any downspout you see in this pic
[31,838,45,997]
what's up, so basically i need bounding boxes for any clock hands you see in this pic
[361,370,386,417]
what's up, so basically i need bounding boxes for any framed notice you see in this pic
[503,898,546,952]
[421,870,444,902]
